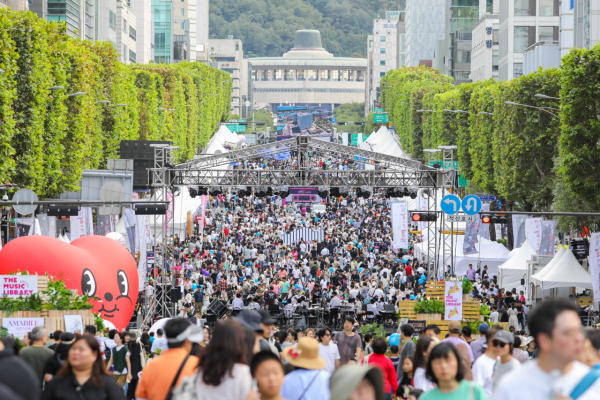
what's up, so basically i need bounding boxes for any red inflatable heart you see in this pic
[0,235,139,330]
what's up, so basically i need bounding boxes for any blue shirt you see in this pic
[281,369,331,400]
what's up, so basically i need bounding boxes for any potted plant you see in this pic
[462,277,473,302]
[479,304,490,322]
[414,297,444,321]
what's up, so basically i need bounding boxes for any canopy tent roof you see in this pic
[413,235,510,278]
[497,239,537,291]
[199,125,240,156]
[359,125,408,159]
[532,248,592,289]
[202,137,229,155]
[531,247,566,286]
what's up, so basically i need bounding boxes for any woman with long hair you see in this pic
[44,332,76,383]
[412,336,436,393]
[140,333,152,355]
[173,319,251,400]
[43,335,125,400]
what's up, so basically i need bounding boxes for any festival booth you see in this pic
[360,125,409,160]
[497,239,537,292]
[530,248,592,302]
[413,235,510,278]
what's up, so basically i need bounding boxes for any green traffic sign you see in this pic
[226,124,247,132]
[9,218,14,223]
[429,161,459,170]
[373,113,388,123]
[374,107,384,113]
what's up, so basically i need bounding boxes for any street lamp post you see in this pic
[505,101,561,119]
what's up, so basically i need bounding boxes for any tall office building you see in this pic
[405,0,446,67]
[444,0,483,84]
[209,38,247,116]
[498,0,559,81]
[152,0,204,63]
[130,0,153,64]
[0,0,28,10]
[574,0,600,50]
[30,0,95,40]
[116,0,137,64]
[365,13,404,115]
[196,0,209,62]
[470,0,499,82]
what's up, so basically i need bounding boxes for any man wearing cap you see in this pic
[257,310,280,355]
[281,338,331,400]
[491,330,521,390]
[136,318,199,400]
[472,326,501,398]
[441,320,475,363]
[470,323,489,361]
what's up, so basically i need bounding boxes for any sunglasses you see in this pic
[492,340,507,348]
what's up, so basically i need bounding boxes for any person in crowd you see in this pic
[106,331,132,388]
[423,326,441,341]
[329,364,384,400]
[389,345,400,371]
[336,316,363,365]
[150,328,168,355]
[318,327,340,373]
[247,351,286,400]
[397,324,416,381]
[472,327,500,398]
[419,343,488,400]
[397,356,415,399]
[493,298,600,400]
[125,331,143,400]
[491,330,520,390]
[469,324,489,362]
[19,325,54,390]
[412,336,436,392]
[0,336,41,400]
[136,318,200,400]
[44,332,76,383]
[580,329,600,367]
[281,338,331,400]
[367,337,398,400]
[511,336,529,364]
[42,335,125,400]
[173,319,252,400]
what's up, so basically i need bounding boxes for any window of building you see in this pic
[261,70,270,81]
[274,69,282,81]
[492,28,499,45]
[320,69,331,81]
[251,70,257,81]
[539,0,558,16]
[380,36,386,42]
[380,60,386,66]
[539,26,559,43]
[307,70,318,81]
[369,40,373,48]
[513,63,523,78]
[514,26,534,52]
[180,22,184,29]
[123,18,127,33]
[284,69,294,81]
[129,26,136,41]
[356,70,364,82]
[380,72,386,77]
[492,50,499,71]
[235,44,239,51]
[129,49,136,63]
[514,0,535,16]
[380,48,386,54]
[123,45,128,60]
[109,10,116,31]
[181,8,185,16]
[297,70,305,80]
[347,70,355,81]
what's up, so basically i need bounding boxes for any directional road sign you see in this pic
[462,194,482,215]
[441,194,461,215]
[476,194,496,202]
[332,117,337,123]
[446,214,476,222]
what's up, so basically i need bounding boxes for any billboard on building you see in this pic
[276,106,333,140]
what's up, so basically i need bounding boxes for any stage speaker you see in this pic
[47,206,79,217]
[207,299,228,318]
[171,287,182,301]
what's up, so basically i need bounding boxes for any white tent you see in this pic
[202,138,228,155]
[413,235,510,277]
[497,239,537,291]
[363,125,409,159]
[532,248,592,290]
[198,125,240,156]
[531,247,566,287]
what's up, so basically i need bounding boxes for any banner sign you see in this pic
[37,214,56,238]
[512,215,529,249]
[525,218,543,253]
[15,218,33,237]
[0,275,38,298]
[2,318,45,339]
[588,232,600,302]
[539,220,557,256]
[408,320,427,335]
[444,281,463,320]
[391,201,409,249]
[191,195,209,234]
[124,209,136,256]
[70,208,93,241]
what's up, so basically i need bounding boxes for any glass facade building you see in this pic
[405,0,446,66]
[152,0,172,63]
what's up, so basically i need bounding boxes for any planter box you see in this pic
[416,313,442,321]
[462,294,471,302]
[479,315,486,322]
[0,310,95,332]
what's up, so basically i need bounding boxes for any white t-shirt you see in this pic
[493,360,600,400]
[150,337,169,354]
[413,367,435,392]
[492,358,521,389]
[472,353,497,398]
[319,343,340,374]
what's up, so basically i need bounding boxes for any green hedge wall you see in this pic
[0,9,231,198]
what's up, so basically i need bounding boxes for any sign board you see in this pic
[408,320,427,335]
[462,195,482,215]
[331,117,337,123]
[1,318,45,339]
[374,107,385,113]
[441,195,461,215]
[477,194,496,202]
[373,113,389,123]
[444,281,463,320]
[446,214,476,222]
[226,124,247,133]
[429,161,459,170]
[0,275,38,298]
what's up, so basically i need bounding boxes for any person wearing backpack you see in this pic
[493,298,600,400]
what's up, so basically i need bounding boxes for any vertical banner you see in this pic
[96,215,114,236]
[187,211,193,236]
[463,220,479,255]
[588,233,600,302]
[37,214,56,238]
[539,220,557,256]
[444,281,463,320]
[525,218,542,253]
[70,208,93,241]
[391,201,409,250]
[192,195,209,234]
[165,192,173,236]
[124,209,137,256]
[136,214,148,291]
[15,219,33,238]
[512,215,528,249]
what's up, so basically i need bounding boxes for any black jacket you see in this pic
[43,373,125,400]
[0,349,40,400]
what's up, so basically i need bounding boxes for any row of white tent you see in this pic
[498,239,592,299]
[359,125,409,160]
